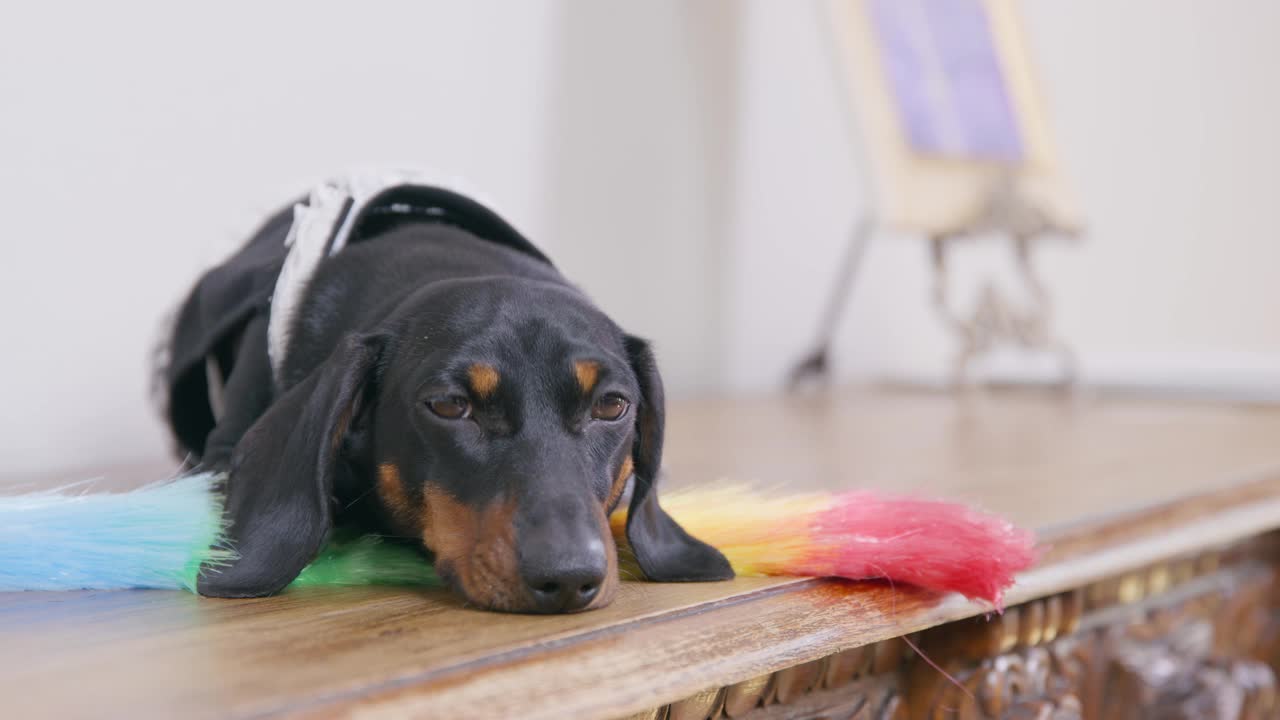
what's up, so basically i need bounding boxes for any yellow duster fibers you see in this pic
[611,485,830,575]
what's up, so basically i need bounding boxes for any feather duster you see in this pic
[0,475,1035,605]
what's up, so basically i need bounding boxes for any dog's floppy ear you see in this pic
[623,336,733,582]
[198,333,385,597]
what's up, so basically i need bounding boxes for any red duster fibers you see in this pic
[612,485,1037,607]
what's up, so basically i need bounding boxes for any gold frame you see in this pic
[827,0,1080,236]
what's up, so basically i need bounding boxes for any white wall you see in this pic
[724,0,1280,394]
[0,1,559,476]
[540,1,740,396]
[3,1,1279,477]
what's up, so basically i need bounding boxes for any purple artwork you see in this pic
[867,0,1023,162]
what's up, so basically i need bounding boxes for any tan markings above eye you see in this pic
[574,360,600,394]
[468,364,500,399]
[428,396,471,420]
[591,394,630,422]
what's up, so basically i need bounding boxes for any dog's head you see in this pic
[200,277,732,611]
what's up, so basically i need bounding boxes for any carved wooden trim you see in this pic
[626,537,1280,720]
[723,675,773,718]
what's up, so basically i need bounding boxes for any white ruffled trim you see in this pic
[266,168,493,380]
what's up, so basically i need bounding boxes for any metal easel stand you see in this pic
[789,2,1075,393]
[930,174,1078,391]
[788,174,1078,392]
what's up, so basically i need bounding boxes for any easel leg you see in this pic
[787,215,876,390]
[930,234,985,390]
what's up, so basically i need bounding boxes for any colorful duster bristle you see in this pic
[0,473,233,592]
[612,485,1037,607]
[0,477,1036,605]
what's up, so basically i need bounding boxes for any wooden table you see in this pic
[5,388,1280,719]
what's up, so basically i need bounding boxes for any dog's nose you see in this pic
[519,531,607,613]
[524,563,604,613]
[515,491,609,613]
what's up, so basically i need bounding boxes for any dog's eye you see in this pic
[427,396,471,420]
[591,394,630,422]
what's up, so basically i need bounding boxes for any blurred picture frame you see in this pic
[827,0,1080,236]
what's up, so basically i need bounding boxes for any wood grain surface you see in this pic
[4,388,1280,719]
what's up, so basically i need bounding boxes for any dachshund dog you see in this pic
[158,175,731,612]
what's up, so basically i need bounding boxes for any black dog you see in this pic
[159,177,732,612]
